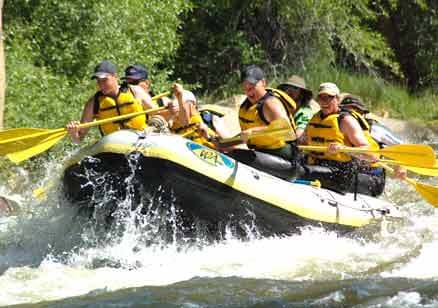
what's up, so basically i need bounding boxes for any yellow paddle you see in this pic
[299,144,436,168]
[218,118,295,147]
[2,92,170,163]
[378,159,438,177]
[380,163,438,207]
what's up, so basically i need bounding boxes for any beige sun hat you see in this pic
[278,75,313,96]
[318,82,340,96]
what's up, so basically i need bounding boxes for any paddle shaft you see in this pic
[379,162,438,206]
[299,144,436,168]
[300,145,401,155]
[218,118,294,147]
[379,163,418,189]
[379,159,438,177]
[219,127,293,145]
[80,91,170,128]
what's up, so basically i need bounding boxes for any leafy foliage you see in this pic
[173,0,402,94]
[369,0,438,90]
[4,0,192,128]
[2,0,437,131]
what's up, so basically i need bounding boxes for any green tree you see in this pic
[370,0,438,91]
[0,0,4,129]
[3,0,192,129]
[173,0,400,94]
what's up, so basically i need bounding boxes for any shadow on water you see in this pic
[9,276,438,308]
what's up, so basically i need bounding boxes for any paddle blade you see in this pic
[0,128,65,155]
[406,178,438,207]
[379,159,438,177]
[33,186,47,200]
[6,131,67,163]
[381,162,438,207]
[379,144,436,168]
[33,181,55,201]
[0,128,49,140]
[405,165,438,177]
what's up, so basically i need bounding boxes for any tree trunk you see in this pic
[0,0,4,129]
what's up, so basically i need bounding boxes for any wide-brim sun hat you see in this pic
[340,93,369,113]
[278,75,313,96]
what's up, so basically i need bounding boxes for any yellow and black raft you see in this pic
[62,129,402,239]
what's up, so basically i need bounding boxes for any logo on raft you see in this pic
[186,142,235,169]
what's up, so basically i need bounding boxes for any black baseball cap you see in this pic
[122,64,148,81]
[91,60,117,79]
[241,65,265,84]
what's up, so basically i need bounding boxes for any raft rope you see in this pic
[354,169,359,201]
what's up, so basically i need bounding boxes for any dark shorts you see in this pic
[229,143,302,180]
[300,159,386,196]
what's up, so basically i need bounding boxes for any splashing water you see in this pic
[1,148,438,306]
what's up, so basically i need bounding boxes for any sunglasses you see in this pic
[318,94,335,102]
[126,79,145,85]
[287,85,301,91]
[342,97,360,105]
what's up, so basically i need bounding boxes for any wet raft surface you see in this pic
[63,152,355,240]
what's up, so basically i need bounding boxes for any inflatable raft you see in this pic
[62,130,401,239]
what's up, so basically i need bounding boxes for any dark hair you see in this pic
[278,84,312,107]
[126,79,146,85]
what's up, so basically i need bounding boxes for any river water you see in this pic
[1,149,438,307]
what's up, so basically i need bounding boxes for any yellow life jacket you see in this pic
[171,102,203,131]
[173,111,217,149]
[238,89,297,150]
[307,110,381,164]
[184,126,218,149]
[349,110,381,167]
[349,110,380,151]
[306,111,352,163]
[93,85,147,136]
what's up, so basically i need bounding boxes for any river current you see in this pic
[1,144,438,307]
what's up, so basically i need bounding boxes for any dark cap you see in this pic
[241,65,265,84]
[122,64,148,81]
[91,60,117,79]
[340,94,369,113]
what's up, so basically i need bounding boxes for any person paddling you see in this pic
[122,64,159,109]
[339,93,404,147]
[300,83,385,196]
[339,93,407,180]
[216,65,301,179]
[277,75,319,139]
[66,60,152,143]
